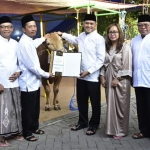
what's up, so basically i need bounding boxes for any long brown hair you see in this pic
[105,23,124,54]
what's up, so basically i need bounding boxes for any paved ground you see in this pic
[1,95,150,150]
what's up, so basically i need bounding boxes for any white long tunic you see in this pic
[62,31,105,82]
[131,33,150,87]
[0,35,20,88]
[17,34,49,92]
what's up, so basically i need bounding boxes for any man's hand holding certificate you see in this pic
[51,51,81,77]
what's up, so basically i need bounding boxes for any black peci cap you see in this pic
[83,14,96,22]
[0,16,12,24]
[21,15,35,27]
[138,14,150,23]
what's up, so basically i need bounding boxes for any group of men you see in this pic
[0,12,150,147]
[0,15,53,146]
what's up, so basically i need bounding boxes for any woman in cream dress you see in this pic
[101,23,132,140]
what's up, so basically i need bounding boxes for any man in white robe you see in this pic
[0,16,23,147]
[17,15,53,142]
[57,14,105,135]
[131,14,150,139]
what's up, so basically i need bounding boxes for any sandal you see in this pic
[86,127,97,136]
[113,136,123,140]
[33,129,45,135]
[25,135,37,142]
[132,133,144,139]
[71,124,88,131]
[12,135,24,141]
[0,140,9,147]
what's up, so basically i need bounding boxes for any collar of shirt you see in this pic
[83,30,97,36]
[0,35,10,42]
[22,33,33,41]
[141,32,150,39]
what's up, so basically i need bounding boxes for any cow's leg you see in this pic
[42,78,52,111]
[53,76,62,110]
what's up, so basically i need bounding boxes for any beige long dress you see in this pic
[101,42,132,136]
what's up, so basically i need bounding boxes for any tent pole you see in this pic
[43,21,47,34]
[87,6,90,14]
[40,13,43,37]
[75,8,80,36]
[69,8,81,111]
[94,11,98,21]
[94,11,98,31]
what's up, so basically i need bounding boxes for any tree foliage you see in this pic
[70,0,150,39]
[96,10,141,39]
[97,12,119,36]
[125,11,141,39]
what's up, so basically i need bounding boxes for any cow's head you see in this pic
[46,32,65,52]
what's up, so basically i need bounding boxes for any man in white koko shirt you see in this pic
[131,14,150,139]
[0,16,23,146]
[17,15,53,142]
[58,14,105,135]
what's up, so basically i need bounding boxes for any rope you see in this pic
[37,49,46,56]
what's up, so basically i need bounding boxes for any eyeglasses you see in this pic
[108,31,119,34]
[137,23,150,28]
[0,25,13,29]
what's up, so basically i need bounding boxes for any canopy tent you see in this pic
[0,13,77,40]
[0,0,140,14]
[0,0,140,40]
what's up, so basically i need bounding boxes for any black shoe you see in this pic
[71,124,88,131]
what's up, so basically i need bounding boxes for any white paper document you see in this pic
[52,51,81,77]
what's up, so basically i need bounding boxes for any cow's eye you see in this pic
[47,42,50,46]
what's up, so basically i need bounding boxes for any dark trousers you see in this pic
[21,88,40,138]
[135,87,150,137]
[77,79,101,128]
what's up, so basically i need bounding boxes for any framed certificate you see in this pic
[51,51,81,77]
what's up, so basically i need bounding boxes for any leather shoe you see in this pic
[71,124,88,131]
